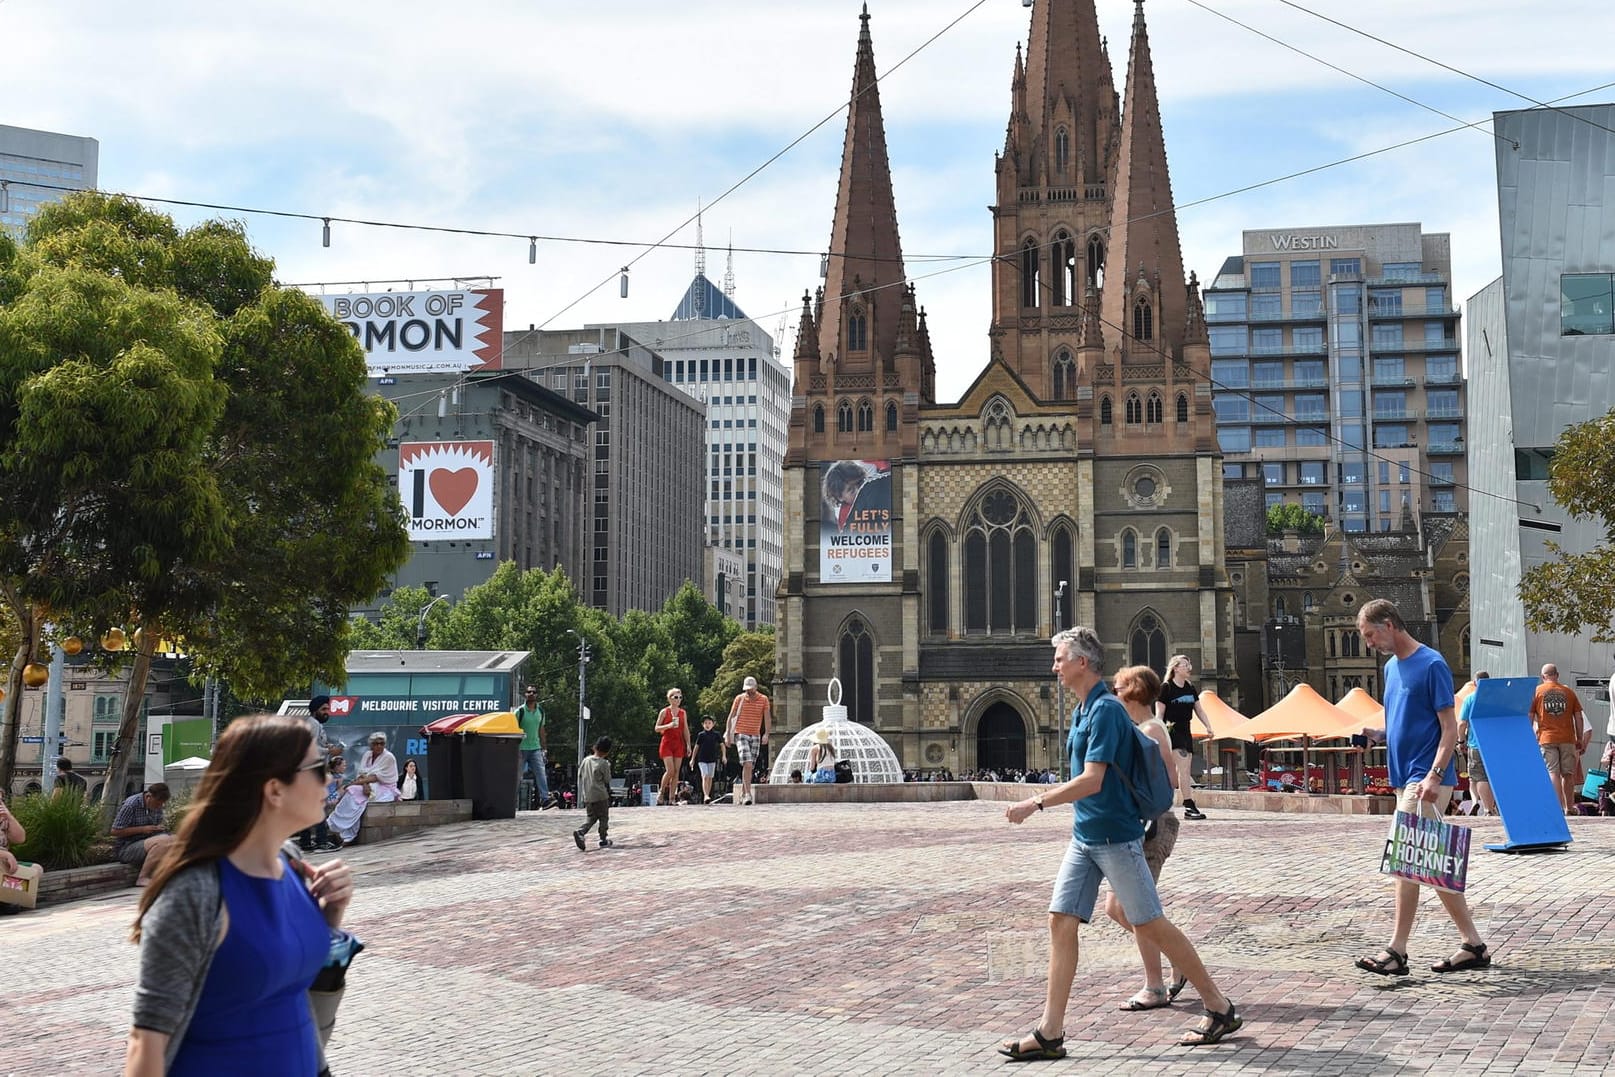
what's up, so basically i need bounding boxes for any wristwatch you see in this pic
[1034,795,1045,811]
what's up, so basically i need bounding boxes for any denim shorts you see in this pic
[1049,836,1163,926]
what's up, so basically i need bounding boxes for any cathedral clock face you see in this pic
[983,490,1017,526]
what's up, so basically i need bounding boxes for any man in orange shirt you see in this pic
[1530,664,1590,814]
[725,676,772,805]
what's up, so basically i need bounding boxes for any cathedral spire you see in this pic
[1101,0,1188,361]
[818,4,907,370]
[1019,0,1116,190]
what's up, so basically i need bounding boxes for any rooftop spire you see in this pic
[1019,0,1116,188]
[694,202,706,279]
[1101,0,1188,359]
[818,4,907,368]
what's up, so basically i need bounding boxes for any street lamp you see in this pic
[1054,580,1068,779]
[565,629,591,799]
[415,595,451,649]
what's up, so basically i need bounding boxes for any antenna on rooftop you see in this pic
[723,230,736,300]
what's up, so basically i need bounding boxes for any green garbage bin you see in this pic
[459,711,523,820]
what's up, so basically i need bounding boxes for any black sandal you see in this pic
[1354,947,1408,976]
[1179,1003,1242,1046]
[998,1027,1067,1061]
[1166,973,1189,1000]
[1431,941,1490,973]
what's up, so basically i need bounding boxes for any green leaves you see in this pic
[1519,407,1615,642]
[1265,502,1325,536]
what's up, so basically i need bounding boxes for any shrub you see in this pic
[8,791,105,870]
[164,789,195,836]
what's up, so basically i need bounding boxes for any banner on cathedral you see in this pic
[819,460,892,583]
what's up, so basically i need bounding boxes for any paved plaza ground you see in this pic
[4,799,1614,1075]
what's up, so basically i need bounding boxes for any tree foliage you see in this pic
[0,193,408,794]
[1520,408,1615,642]
[354,567,749,769]
[1266,502,1325,536]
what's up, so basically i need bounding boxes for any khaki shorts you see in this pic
[1143,811,1180,879]
[1541,743,1578,776]
[1396,781,1454,815]
[1463,746,1487,783]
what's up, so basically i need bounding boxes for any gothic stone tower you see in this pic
[777,1,1232,776]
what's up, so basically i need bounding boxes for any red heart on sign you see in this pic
[430,468,479,515]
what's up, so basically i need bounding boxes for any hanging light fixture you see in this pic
[529,237,538,264]
[322,218,331,247]
[619,267,630,298]
[101,627,128,652]
[820,252,829,278]
[61,636,84,656]
[0,180,9,214]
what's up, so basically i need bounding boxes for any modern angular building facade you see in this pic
[1205,224,1466,534]
[1469,103,1615,717]
[0,123,98,233]
[611,269,789,629]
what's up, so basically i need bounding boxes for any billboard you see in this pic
[319,288,503,375]
[819,460,892,583]
[400,441,495,540]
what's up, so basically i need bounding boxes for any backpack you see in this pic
[1113,721,1175,822]
[833,759,854,784]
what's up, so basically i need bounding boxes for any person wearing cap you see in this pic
[327,733,400,845]
[725,676,772,805]
[808,727,838,783]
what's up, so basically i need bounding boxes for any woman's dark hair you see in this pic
[131,714,312,941]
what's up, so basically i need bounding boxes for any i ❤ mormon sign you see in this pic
[399,441,495,541]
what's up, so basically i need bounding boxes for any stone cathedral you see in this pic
[776,1,1234,775]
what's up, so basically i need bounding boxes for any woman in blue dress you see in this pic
[125,715,355,1076]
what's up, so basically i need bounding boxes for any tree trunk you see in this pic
[0,596,38,794]
[100,620,158,809]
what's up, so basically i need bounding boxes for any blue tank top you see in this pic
[170,856,329,1076]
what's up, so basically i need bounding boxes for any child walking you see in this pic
[574,737,614,850]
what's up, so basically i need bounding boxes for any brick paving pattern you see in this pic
[3,803,1613,1075]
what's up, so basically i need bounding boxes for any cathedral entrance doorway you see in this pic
[977,703,1027,774]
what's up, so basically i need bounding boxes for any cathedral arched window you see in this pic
[1303,591,1315,613]
[1133,298,1153,342]
[962,487,1036,635]
[1155,528,1171,569]
[1021,240,1041,309]
[1146,391,1163,424]
[1053,349,1075,401]
[1122,529,1138,569]
[1087,235,1105,289]
[857,400,874,432]
[886,401,898,431]
[1176,392,1189,424]
[1054,126,1070,175]
[1129,612,1167,673]
[837,402,853,433]
[813,405,825,434]
[1460,625,1471,670]
[1100,395,1113,425]
[838,617,875,724]
[1052,231,1076,307]
[1276,596,1287,618]
[848,307,868,352]
[927,530,949,635]
[1125,392,1143,425]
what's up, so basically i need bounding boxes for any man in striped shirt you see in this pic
[725,676,772,805]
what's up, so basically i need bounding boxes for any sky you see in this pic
[3,0,1612,401]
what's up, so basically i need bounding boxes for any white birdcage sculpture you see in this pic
[769,678,904,784]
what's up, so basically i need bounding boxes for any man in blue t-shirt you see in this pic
[996,627,1241,1060]
[1354,599,1491,977]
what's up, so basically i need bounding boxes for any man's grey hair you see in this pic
[1051,626,1105,673]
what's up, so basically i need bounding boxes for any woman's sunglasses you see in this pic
[298,758,331,782]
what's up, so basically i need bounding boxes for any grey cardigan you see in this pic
[132,848,328,1073]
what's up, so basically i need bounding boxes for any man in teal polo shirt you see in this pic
[997,626,1241,1059]
[515,686,552,809]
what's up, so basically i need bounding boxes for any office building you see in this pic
[1205,223,1466,534]
[503,328,705,616]
[611,268,788,629]
[0,123,98,233]
[1470,103,1615,709]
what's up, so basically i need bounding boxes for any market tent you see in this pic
[1228,683,1361,743]
[1192,691,1251,739]
[1333,687,1386,736]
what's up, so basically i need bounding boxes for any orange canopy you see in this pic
[1332,687,1386,735]
[1228,682,1362,743]
[1191,691,1250,739]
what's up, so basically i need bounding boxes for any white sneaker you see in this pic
[740,794,753,805]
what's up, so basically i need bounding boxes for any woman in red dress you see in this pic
[654,689,690,806]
